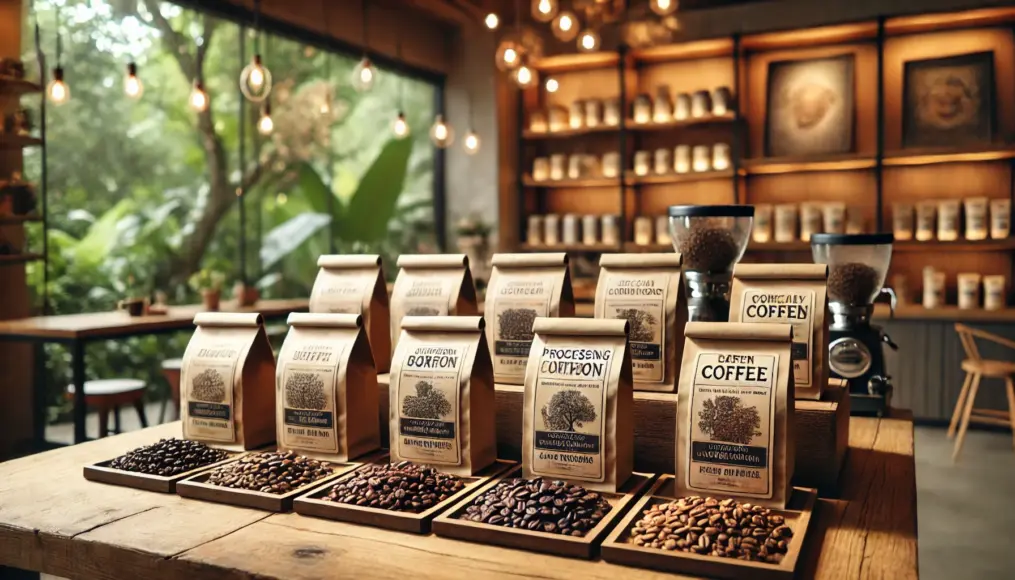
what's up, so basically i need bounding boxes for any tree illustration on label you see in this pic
[615,308,657,343]
[285,371,327,410]
[498,308,537,341]
[402,380,452,419]
[697,396,762,445]
[541,389,598,432]
[406,306,441,316]
[191,369,226,402]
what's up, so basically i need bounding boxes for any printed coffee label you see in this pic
[185,345,240,443]
[280,343,347,454]
[603,272,668,383]
[687,352,778,499]
[530,344,613,482]
[395,343,468,466]
[492,279,552,382]
[738,290,814,387]
[402,278,454,317]
[312,271,375,314]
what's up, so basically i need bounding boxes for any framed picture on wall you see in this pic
[765,54,855,157]
[902,51,995,149]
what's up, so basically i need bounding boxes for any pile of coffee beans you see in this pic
[109,438,229,476]
[460,477,611,537]
[629,496,793,563]
[676,222,741,272]
[321,461,465,513]
[827,262,880,305]
[204,450,333,494]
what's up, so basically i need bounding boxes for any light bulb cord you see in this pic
[361,0,370,56]
[54,6,62,67]
[252,0,262,57]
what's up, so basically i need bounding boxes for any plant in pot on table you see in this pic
[118,274,148,316]
[189,268,225,311]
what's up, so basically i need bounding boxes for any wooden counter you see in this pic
[0,413,917,580]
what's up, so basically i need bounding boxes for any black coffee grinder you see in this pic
[811,233,898,416]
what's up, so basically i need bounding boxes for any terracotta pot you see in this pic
[202,289,221,311]
[233,282,259,307]
[117,298,146,317]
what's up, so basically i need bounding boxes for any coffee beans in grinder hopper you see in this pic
[827,262,880,305]
[460,477,612,537]
[204,450,333,493]
[321,461,465,513]
[629,496,793,563]
[676,221,742,272]
[109,438,229,476]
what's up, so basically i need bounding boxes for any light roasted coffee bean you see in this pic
[204,450,333,494]
[629,496,793,563]
[109,438,229,476]
[321,461,465,513]
[460,477,612,537]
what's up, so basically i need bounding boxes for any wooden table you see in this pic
[0,299,307,444]
[0,412,918,580]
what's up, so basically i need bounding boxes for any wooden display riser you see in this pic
[377,375,849,494]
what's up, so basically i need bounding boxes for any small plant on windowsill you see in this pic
[189,268,225,312]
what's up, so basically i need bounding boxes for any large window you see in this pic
[20,0,438,418]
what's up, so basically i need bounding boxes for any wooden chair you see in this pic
[949,323,1015,460]
[158,358,183,423]
[65,379,148,438]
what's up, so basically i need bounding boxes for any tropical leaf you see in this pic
[72,199,137,268]
[259,212,332,271]
[337,137,413,242]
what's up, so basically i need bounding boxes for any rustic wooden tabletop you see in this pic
[0,412,917,580]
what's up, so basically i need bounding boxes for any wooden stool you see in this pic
[65,379,148,439]
[159,358,183,423]
[949,323,1015,460]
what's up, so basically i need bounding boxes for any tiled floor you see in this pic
[41,411,1015,579]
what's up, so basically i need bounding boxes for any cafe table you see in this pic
[0,411,918,580]
[0,298,308,445]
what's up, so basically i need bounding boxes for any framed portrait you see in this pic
[765,54,855,157]
[902,51,995,148]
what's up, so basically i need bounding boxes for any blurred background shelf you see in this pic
[0,134,43,149]
[521,176,619,188]
[0,76,42,96]
[0,215,42,225]
[893,238,1015,252]
[0,253,43,264]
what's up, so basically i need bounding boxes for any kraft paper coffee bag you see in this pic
[181,312,276,450]
[730,263,829,401]
[275,313,380,462]
[676,322,795,508]
[485,253,575,385]
[522,318,633,493]
[389,316,495,476]
[390,254,478,350]
[595,253,686,392]
[310,254,391,373]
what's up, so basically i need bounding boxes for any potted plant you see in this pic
[189,268,225,311]
[232,280,259,308]
[117,274,148,317]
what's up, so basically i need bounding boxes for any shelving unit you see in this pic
[0,76,42,97]
[505,5,1015,302]
[0,253,43,263]
[0,134,43,149]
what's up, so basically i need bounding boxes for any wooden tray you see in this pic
[83,452,243,493]
[294,457,517,534]
[176,458,357,512]
[601,475,817,580]
[432,466,655,559]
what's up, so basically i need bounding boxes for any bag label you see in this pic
[279,343,346,454]
[311,270,375,315]
[602,272,669,383]
[184,345,240,443]
[395,344,467,465]
[492,279,552,382]
[739,290,814,387]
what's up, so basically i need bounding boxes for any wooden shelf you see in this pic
[894,238,1015,252]
[885,7,1015,36]
[623,242,672,253]
[0,214,42,225]
[0,134,43,149]
[631,38,735,63]
[522,176,620,188]
[748,240,813,252]
[882,146,1015,167]
[742,154,877,176]
[875,304,1015,323]
[741,22,879,51]
[522,125,618,140]
[0,253,43,264]
[518,243,620,253]
[0,76,42,96]
[532,52,620,73]
[626,113,737,131]
[625,169,734,185]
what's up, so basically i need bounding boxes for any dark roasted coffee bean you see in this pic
[323,462,464,514]
[459,477,612,538]
[628,496,792,563]
[204,450,332,494]
[109,438,229,476]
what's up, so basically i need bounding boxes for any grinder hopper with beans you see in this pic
[810,233,897,416]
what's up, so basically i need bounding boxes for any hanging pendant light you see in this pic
[123,62,143,99]
[545,77,559,93]
[495,39,523,71]
[352,0,376,92]
[239,0,272,102]
[650,0,679,16]
[391,34,409,139]
[189,79,208,112]
[463,93,480,154]
[513,61,538,89]
[551,10,579,41]
[47,11,69,106]
[484,13,499,29]
[257,101,274,135]
[531,0,558,23]
[429,114,454,148]
[577,28,601,52]
[393,111,410,139]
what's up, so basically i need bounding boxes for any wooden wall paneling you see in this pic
[497,74,521,249]
[882,27,1015,151]
[744,43,880,159]
[744,170,879,230]
[544,187,622,215]
[638,180,736,217]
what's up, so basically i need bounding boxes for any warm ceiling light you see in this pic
[393,111,410,139]
[123,62,142,99]
[484,13,499,29]
[239,54,272,102]
[429,114,454,148]
[188,79,208,112]
[513,64,538,89]
[463,129,480,155]
[495,40,523,71]
[47,66,70,106]
[257,102,274,135]
[650,0,679,16]
[551,11,579,41]
[578,29,600,52]
[531,0,558,23]
[351,56,376,92]
[545,78,559,93]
